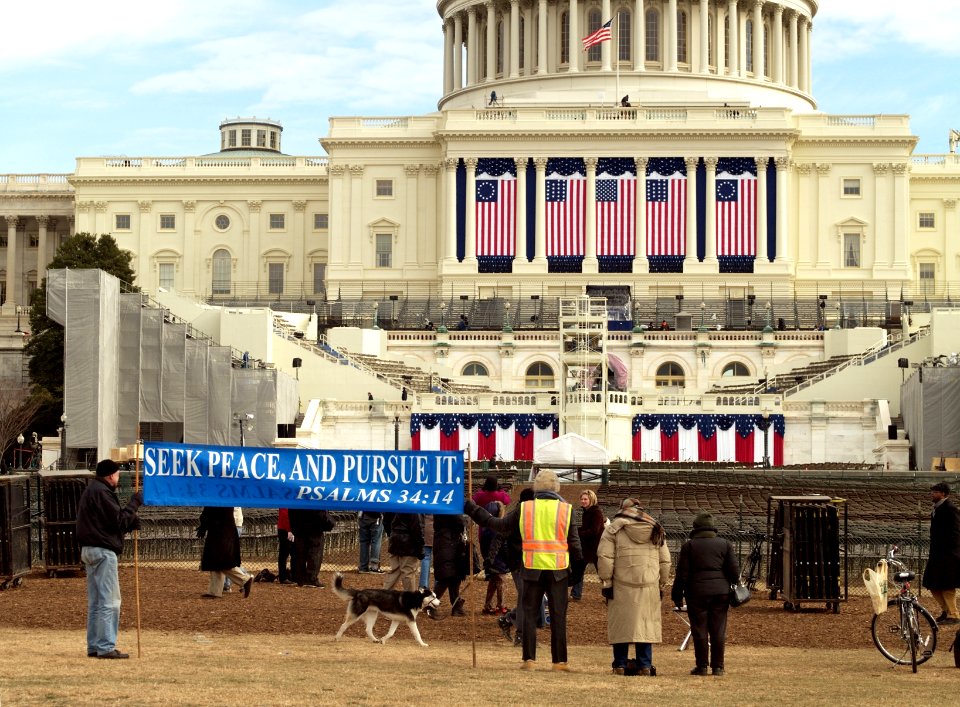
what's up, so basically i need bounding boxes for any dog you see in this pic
[332,573,441,647]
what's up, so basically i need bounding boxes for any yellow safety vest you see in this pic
[520,498,572,570]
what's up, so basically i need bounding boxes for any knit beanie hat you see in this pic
[96,459,120,477]
[692,511,715,529]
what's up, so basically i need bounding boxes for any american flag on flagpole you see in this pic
[582,19,612,51]
[475,158,517,256]
[596,157,636,256]
[646,157,687,256]
[546,158,586,257]
[716,157,757,256]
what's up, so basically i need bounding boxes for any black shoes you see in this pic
[690,666,709,676]
[712,668,725,676]
[497,615,513,641]
[242,577,253,598]
[97,649,129,659]
[939,617,960,625]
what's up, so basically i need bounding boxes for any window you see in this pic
[918,212,935,229]
[241,129,251,147]
[763,25,770,76]
[257,130,266,147]
[842,178,861,197]
[677,10,688,63]
[160,214,176,230]
[519,16,525,69]
[313,263,326,295]
[158,263,175,289]
[268,263,284,294]
[463,362,489,377]
[269,214,285,230]
[29,233,39,248]
[525,362,555,389]
[745,19,754,72]
[655,361,685,387]
[115,214,131,230]
[0,235,7,247]
[843,234,861,268]
[587,10,602,62]
[375,180,394,198]
[375,234,392,268]
[618,10,631,61]
[228,130,237,148]
[724,15,730,71]
[215,214,231,231]
[270,131,277,149]
[645,9,659,61]
[496,19,504,74]
[560,12,569,64]
[708,15,714,66]
[480,27,487,78]
[722,362,750,378]
[919,263,935,292]
[211,249,231,294]
[314,213,329,230]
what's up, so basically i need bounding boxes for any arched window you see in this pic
[463,362,489,377]
[655,361,685,387]
[745,19,754,72]
[617,9,631,61]
[519,16,525,70]
[587,9,602,62]
[677,10,688,63]
[560,11,570,65]
[722,362,751,378]
[496,19,505,75]
[212,249,231,295]
[763,25,770,77]
[525,362,555,389]
[645,9,660,62]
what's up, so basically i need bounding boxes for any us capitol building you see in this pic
[4,0,960,470]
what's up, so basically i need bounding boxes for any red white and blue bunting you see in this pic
[410,413,558,461]
[631,414,785,464]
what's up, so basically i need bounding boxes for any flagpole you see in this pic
[615,13,620,107]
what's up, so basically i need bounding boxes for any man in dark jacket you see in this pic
[289,508,334,588]
[382,513,425,591]
[466,471,583,671]
[922,482,960,624]
[76,459,143,659]
[671,511,740,676]
[197,506,253,598]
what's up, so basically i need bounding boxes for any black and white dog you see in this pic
[332,573,441,647]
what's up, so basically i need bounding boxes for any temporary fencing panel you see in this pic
[0,475,32,589]
[40,471,93,576]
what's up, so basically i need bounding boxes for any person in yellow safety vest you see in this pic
[465,470,583,672]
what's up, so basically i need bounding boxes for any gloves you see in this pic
[463,499,479,515]
[130,491,144,508]
[601,586,614,601]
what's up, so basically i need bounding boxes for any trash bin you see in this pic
[766,495,848,613]
[39,470,93,577]
[0,474,32,590]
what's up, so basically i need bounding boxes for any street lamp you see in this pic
[394,415,400,451]
[16,434,24,469]
[372,301,380,330]
[438,302,448,333]
[763,301,774,333]
[233,412,255,447]
[502,301,513,333]
[14,306,23,334]
[698,301,707,332]
[59,413,68,470]
[761,410,771,468]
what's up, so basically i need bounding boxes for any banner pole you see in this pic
[467,445,477,668]
[133,431,142,659]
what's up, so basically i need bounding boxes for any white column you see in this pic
[404,165,420,266]
[568,0,579,72]
[443,18,454,95]
[872,163,891,271]
[444,158,459,264]
[795,163,812,267]
[667,0,678,72]
[806,21,813,93]
[538,0,548,75]
[727,0,739,77]
[454,14,464,90]
[634,0,645,71]
[4,216,18,307]
[533,157,548,268]
[755,157,768,262]
[633,157,649,273]
[510,0,521,78]
[753,0,764,78]
[486,2,496,82]
[36,215,49,277]
[584,157,599,273]
[464,158,478,266]
[704,157,718,265]
[715,2,726,75]
[788,10,798,88]
[699,0,710,73]
[515,157,528,262]
[602,0,612,72]
[892,163,910,268]
[772,5,783,83]
[467,9,478,85]
[799,16,810,92]
[815,163,831,268]
[329,166,345,268]
[685,157,699,265]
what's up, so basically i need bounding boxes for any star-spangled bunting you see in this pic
[546,158,586,257]
[475,158,517,257]
[716,157,757,257]
[596,157,636,256]
[646,157,687,256]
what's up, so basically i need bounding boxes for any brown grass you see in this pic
[0,628,953,706]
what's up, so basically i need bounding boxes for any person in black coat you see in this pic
[922,482,960,624]
[289,508,333,588]
[197,506,252,598]
[382,513,425,591]
[671,511,740,676]
[432,513,469,615]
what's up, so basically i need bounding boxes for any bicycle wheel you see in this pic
[872,599,938,666]
[906,604,918,672]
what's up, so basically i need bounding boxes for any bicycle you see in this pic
[870,545,938,672]
[741,534,765,591]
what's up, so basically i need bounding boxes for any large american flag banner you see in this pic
[646,157,687,256]
[546,158,586,256]
[596,158,636,256]
[475,158,517,256]
[716,157,757,256]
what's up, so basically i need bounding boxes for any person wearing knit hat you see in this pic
[671,509,740,677]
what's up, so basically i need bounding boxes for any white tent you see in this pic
[533,433,610,482]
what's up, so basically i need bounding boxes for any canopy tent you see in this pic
[533,433,611,482]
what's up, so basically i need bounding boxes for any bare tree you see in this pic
[0,383,46,469]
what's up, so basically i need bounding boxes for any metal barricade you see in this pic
[0,474,32,589]
[39,470,93,577]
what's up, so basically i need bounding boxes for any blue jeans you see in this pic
[82,546,121,656]
[419,546,433,589]
[613,642,653,670]
[358,517,384,571]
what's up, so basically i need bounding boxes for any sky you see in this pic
[2,0,958,174]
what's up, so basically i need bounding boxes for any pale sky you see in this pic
[1,0,958,173]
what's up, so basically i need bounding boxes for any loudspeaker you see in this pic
[887,424,898,441]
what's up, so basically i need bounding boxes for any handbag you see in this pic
[729,582,751,608]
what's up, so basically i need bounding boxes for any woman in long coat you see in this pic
[571,489,606,600]
[432,513,468,616]
[197,506,252,598]
[597,498,671,676]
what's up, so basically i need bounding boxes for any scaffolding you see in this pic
[558,296,610,446]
